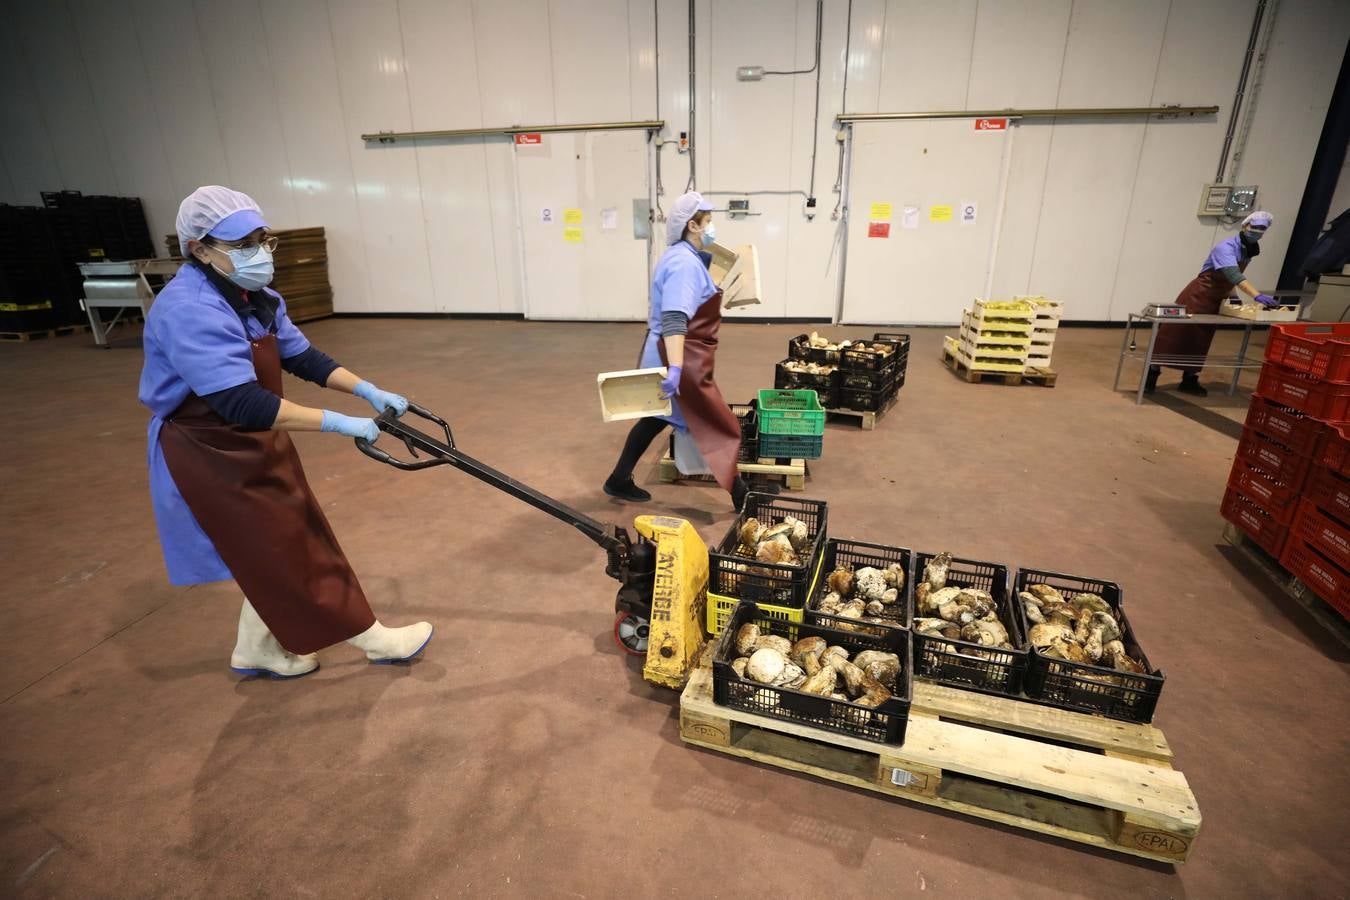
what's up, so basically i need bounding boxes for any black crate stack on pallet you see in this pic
[775,332,910,412]
[0,191,156,334]
[0,204,65,332]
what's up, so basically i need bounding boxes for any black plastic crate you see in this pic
[1012,567,1164,723]
[731,401,758,462]
[911,551,1027,697]
[0,302,56,332]
[710,494,829,607]
[713,601,913,745]
[840,337,903,373]
[837,364,895,392]
[774,360,838,409]
[806,538,914,635]
[838,385,889,412]
[788,333,842,366]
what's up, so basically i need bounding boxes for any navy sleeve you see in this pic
[282,346,341,386]
[201,381,283,430]
[660,310,690,336]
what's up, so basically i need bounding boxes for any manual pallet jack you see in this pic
[356,404,707,689]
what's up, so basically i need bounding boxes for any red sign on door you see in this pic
[868,221,891,238]
[514,133,543,145]
[974,117,1008,131]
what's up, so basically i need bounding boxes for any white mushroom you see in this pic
[746,648,787,684]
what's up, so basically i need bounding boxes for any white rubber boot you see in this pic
[229,599,320,679]
[347,620,434,664]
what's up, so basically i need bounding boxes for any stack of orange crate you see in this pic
[1223,323,1350,621]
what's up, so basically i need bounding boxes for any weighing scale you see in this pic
[1143,303,1189,319]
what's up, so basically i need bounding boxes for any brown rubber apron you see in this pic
[159,328,376,654]
[658,289,742,491]
[1152,261,1248,375]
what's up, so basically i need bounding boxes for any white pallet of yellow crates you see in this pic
[952,299,1035,374]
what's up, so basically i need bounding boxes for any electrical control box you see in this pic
[727,199,751,218]
[1198,183,1259,217]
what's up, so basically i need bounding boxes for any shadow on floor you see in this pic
[1130,389,1248,440]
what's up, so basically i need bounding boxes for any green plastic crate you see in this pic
[756,389,826,437]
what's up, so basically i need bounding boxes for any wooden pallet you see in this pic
[0,324,91,343]
[943,346,1058,387]
[825,392,896,431]
[680,666,1199,863]
[658,452,808,490]
[1221,523,1350,649]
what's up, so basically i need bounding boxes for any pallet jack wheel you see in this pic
[613,612,649,656]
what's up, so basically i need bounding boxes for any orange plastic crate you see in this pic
[1291,498,1350,571]
[1244,395,1326,456]
[1220,487,1289,558]
[1234,425,1313,487]
[1255,364,1350,422]
[1227,460,1301,525]
[1264,322,1350,383]
[1305,465,1350,525]
[1280,537,1350,620]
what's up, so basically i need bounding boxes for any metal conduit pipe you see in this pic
[685,0,697,191]
[837,106,1218,124]
[361,121,664,143]
[1217,0,1269,183]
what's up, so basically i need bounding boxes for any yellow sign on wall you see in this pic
[563,208,583,225]
[929,205,953,222]
[869,202,892,220]
[563,226,584,243]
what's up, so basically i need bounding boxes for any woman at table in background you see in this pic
[1147,211,1277,397]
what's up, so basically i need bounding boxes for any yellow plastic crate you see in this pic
[707,592,804,635]
[706,549,826,635]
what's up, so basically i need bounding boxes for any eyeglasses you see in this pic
[207,234,279,260]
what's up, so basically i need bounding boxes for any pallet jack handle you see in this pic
[355,403,637,583]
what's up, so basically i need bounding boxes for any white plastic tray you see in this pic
[1218,298,1300,321]
[597,368,672,422]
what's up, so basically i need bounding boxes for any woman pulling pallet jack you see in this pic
[602,191,773,511]
[357,404,708,685]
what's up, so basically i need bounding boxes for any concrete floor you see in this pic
[2,319,1348,898]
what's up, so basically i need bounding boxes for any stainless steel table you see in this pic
[78,258,184,347]
[1112,313,1269,405]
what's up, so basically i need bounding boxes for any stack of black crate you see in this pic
[0,204,66,332]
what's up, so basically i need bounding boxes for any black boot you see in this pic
[732,477,779,512]
[1144,366,1160,395]
[603,475,651,502]
[1178,373,1208,397]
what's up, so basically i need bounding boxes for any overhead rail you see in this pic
[361,120,665,143]
[837,106,1219,124]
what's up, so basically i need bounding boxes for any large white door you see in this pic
[842,119,1011,324]
[513,130,650,320]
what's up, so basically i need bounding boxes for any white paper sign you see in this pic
[901,206,920,230]
[601,207,618,231]
[960,202,977,225]
[541,207,554,224]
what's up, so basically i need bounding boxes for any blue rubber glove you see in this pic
[321,410,379,442]
[660,365,683,399]
[1255,293,1278,308]
[353,381,408,416]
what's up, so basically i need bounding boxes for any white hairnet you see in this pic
[665,191,715,245]
[175,185,267,254]
[1242,210,1273,229]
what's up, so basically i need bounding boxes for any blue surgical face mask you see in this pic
[215,246,275,291]
[700,222,717,247]
[1243,229,1265,242]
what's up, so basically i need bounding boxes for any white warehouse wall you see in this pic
[0,0,1346,321]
